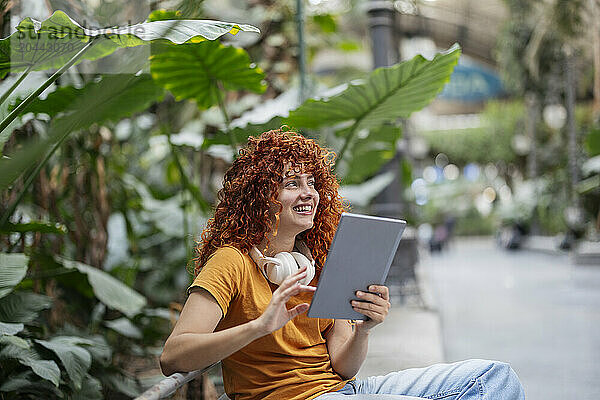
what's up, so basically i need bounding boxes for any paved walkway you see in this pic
[423,237,600,400]
[357,305,445,379]
[357,262,445,378]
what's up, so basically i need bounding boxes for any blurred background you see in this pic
[0,0,599,399]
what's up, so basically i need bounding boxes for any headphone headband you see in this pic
[249,241,315,285]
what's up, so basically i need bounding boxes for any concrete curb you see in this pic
[520,236,600,265]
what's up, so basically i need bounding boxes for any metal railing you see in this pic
[135,363,221,400]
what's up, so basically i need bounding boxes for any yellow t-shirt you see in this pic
[188,245,349,400]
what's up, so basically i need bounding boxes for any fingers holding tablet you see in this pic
[369,285,390,301]
[350,285,391,329]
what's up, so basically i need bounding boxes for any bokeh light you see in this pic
[484,163,498,180]
[464,163,480,181]
[435,153,449,168]
[411,178,428,205]
[482,187,497,203]
[443,164,460,180]
[498,184,512,202]
[423,166,438,183]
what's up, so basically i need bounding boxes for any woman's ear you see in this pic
[272,211,280,237]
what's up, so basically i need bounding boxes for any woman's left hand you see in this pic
[351,285,391,333]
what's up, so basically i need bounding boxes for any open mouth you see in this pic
[293,205,313,214]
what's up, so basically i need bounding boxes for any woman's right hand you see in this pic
[255,266,316,335]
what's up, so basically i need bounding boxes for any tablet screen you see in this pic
[307,212,406,320]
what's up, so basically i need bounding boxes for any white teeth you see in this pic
[293,205,312,212]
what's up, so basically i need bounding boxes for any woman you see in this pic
[160,129,525,399]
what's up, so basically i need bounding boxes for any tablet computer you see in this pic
[307,212,406,320]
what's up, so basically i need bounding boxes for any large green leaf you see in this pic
[0,10,260,78]
[0,71,49,151]
[35,336,93,390]
[104,317,143,339]
[0,333,29,347]
[205,116,285,150]
[122,174,208,238]
[60,257,146,317]
[102,371,142,397]
[0,321,24,335]
[336,124,401,184]
[285,44,461,131]
[338,171,396,208]
[71,374,103,400]
[0,253,29,299]
[0,342,61,386]
[83,334,112,366]
[0,73,164,191]
[577,174,600,194]
[150,40,266,109]
[582,155,600,176]
[0,371,63,396]
[0,291,52,323]
[48,325,112,366]
[13,73,164,121]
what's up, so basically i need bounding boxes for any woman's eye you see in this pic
[308,180,315,186]
[285,181,297,187]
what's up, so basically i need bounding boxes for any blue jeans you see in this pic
[314,359,525,399]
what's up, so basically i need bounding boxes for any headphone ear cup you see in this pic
[291,252,315,285]
[268,252,297,284]
[261,256,282,284]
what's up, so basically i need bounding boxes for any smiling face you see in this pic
[273,165,320,237]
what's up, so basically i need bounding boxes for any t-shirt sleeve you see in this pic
[320,318,335,336]
[187,246,245,317]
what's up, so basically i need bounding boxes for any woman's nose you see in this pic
[299,183,313,198]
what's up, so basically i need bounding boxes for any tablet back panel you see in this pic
[307,213,406,320]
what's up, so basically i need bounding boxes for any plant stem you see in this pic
[214,83,237,159]
[0,65,33,108]
[27,268,77,280]
[335,123,359,169]
[182,191,191,259]
[0,39,100,227]
[0,124,72,227]
[0,38,98,136]
[167,135,211,212]
[296,0,307,103]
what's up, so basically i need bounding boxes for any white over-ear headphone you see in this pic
[249,241,316,286]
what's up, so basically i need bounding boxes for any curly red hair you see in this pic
[193,128,346,276]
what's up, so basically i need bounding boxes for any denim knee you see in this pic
[478,360,525,399]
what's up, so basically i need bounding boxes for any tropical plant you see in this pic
[421,101,526,166]
[284,44,461,184]
[580,127,600,230]
[0,8,263,399]
[0,8,262,232]
[0,250,172,398]
[0,10,259,193]
[149,28,267,157]
[495,0,600,237]
[0,9,259,129]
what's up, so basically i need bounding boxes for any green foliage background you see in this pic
[0,3,460,398]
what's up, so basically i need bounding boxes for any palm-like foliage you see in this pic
[286,44,461,132]
[0,10,259,78]
[286,44,461,183]
[0,9,263,398]
[150,41,266,109]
